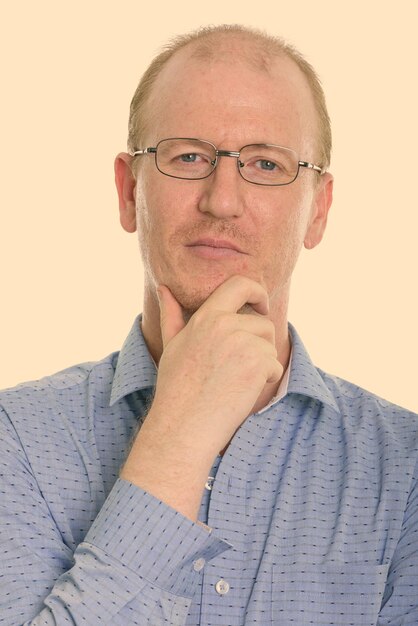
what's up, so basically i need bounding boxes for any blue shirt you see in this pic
[1,316,417,625]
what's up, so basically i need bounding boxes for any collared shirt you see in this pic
[0,316,417,625]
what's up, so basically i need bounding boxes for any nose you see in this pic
[197,155,245,219]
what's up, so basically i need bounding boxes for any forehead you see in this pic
[144,40,319,153]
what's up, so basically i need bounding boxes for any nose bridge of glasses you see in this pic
[216,149,241,159]
[213,149,243,172]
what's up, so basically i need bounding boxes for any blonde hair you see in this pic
[127,24,331,169]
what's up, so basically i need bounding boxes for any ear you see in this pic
[304,172,333,250]
[114,152,137,233]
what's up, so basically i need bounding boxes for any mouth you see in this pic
[186,238,247,256]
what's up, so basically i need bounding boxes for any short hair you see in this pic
[127,24,331,169]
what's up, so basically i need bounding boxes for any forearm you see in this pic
[120,407,217,521]
[1,471,230,625]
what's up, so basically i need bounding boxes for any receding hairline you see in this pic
[128,25,331,169]
[185,28,289,72]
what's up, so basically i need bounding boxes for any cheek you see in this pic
[134,175,165,269]
[263,188,309,244]
[138,173,198,226]
[280,184,315,243]
[134,187,150,253]
[135,175,169,244]
[259,190,313,280]
[134,176,193,267]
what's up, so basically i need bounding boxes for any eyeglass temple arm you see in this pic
[131,148,157,156]
[299,161,326,175]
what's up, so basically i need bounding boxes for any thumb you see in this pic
[157,285,186,348]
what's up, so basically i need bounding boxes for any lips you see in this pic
[186,238,246,254]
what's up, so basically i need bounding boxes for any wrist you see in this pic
[121,415,215,521]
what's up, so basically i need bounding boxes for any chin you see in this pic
[167,274,223,315]
[172,286,211,317]
[170,276,264,321]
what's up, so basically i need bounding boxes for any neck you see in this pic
[140,288,166,365]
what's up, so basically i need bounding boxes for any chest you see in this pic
[188,401,411,625]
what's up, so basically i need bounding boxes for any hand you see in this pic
[154,275,282,453]
[121,275,283,520]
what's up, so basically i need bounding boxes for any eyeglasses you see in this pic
[131,138,325,186]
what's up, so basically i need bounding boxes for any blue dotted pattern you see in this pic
[0,316,417,625]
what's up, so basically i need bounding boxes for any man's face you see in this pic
[121,46,332,316]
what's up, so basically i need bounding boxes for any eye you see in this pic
[257,159,278,171]
[179,153,200,163]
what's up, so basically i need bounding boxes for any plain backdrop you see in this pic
[1,1,417,412]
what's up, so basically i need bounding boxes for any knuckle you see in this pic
[191,309,234,340]
[206,312,233,339]
[214,311,233,330]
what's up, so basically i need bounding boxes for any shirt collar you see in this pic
[109,315,156,406]
[110,315,340,414]
[287,323,340,414]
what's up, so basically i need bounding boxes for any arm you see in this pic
[1,276,281,624]
[121,276,282,520]
[0,408,230,624]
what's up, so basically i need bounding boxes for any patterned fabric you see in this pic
[0,316,417,625]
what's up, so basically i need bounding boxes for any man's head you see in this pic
[115,25,333,320]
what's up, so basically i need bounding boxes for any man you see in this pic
[0,24,417,625]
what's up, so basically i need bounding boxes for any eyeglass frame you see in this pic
[130,137,326,187]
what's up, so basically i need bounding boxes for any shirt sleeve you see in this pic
[0,407,231,625]
[377,455,418,625]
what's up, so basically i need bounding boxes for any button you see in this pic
[215,579,230,595]
[193,557,206,572]
[205,476,215,491]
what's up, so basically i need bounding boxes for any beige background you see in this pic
[1,1,417,412]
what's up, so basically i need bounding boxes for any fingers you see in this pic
[240,333,282,382]
[246,335,282,384]
[229,315,276,347]
[158,275,272,348]
[157,285,186,348]
[200,276,269,316]
[266,356,284,384]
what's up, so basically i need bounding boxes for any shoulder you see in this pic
[318,368,418,451]
[0,351,119,422]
